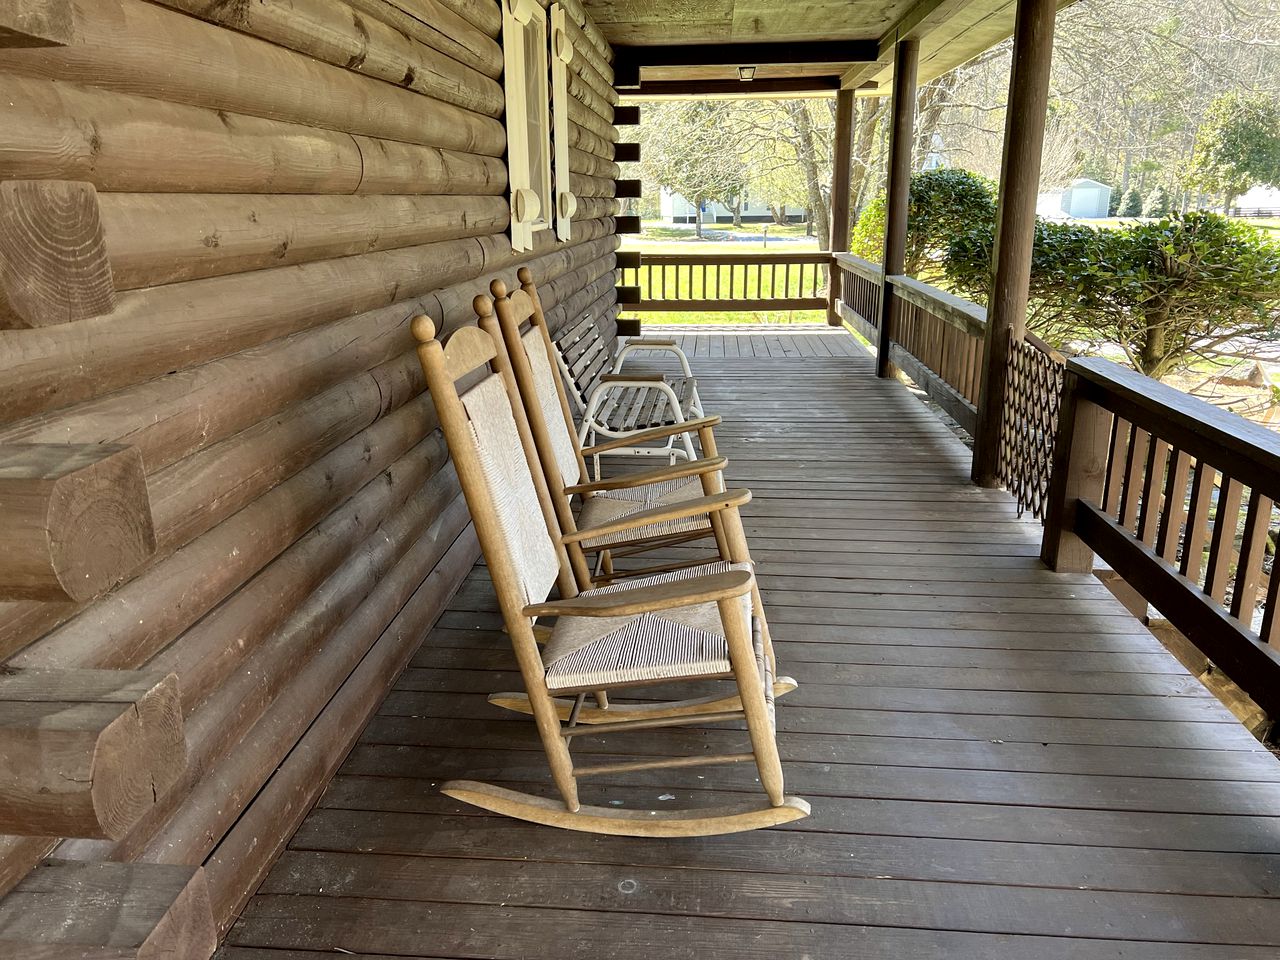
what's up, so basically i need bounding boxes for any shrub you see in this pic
[850,168,997,280]
[945,212,1280,379]
[1116,187,1144,217]
[1142,185,1171,218]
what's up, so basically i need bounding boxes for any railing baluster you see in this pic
[1181,460,1216,583]
[1204,475,1244,603]
[1118,428,1150,531]
[1231,488,1272,622]
[1137,439,1170,547]
[1156,448,1192,563]
[1102,419,1128,515]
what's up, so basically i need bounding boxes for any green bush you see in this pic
[945,212,1280,379]
[1116,187,1144,217]
[850,168,997,280]
[1142,185,1171,218]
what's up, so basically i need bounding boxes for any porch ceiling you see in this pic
[588,0,1077,96]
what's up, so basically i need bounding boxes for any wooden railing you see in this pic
[832,253,881,338]
[1043,357,1280,716]
[834,254,1068,518]
[619,252,829,312]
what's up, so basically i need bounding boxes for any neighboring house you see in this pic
[1036,178,1112,219]
[659,186,805,224]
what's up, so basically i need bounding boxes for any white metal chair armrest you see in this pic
[614,339,694,378]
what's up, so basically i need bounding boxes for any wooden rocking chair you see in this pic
[410,310,809,836]
[493,269,728,587]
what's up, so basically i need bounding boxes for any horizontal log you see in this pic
[616,250,641,270]
[571,172,616,198]
[615,104,640,125]
[569,146,619,179]
[346,0,502,77]
[138,494,472,870]
[147,355,422,555]
[10,395,438,672]
[615,142,640,163]
[616,215,641,233]
[557,0,612,67]
[428,0,501,37]
[152,438,452,713]
[101,193,509,289]
[0,859,215,959]
[59,468,465,867]
[616,178,642,198]
[0,444,155,602]
[0,227,608,478]
[150,0,503,117]
[616,284,642,305]
[0,0,69,46]
[576,196,622,220]
[0,179,113,328]
[0,0,504,154]
[0,669,183,839]
[0,76,507,195]
[568,96,619,143]
[565,30,617,106]
[566,69,615,120]
[0,236,488,421]
[203,526,479,932]
[568,122,615,160]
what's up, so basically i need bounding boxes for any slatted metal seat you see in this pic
[551,312,706,467]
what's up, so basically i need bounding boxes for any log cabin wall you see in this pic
[0,0,618,939]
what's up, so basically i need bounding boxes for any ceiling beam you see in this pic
[625,76,842,99]
[614,40,879,87]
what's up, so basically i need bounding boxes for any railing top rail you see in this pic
[1070,356,1280,491]
[832,252,883,281]
[887,274,987,338]
[636,252,832,264]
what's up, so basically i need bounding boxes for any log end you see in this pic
[0,444,157,603]
[0,0,73,47]
[0,180,115,328]
[92,672,186,841]
[0,860,216,959]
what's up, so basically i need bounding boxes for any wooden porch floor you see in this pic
[219,326,1280,960]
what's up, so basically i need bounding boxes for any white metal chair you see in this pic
[550,311,706,471]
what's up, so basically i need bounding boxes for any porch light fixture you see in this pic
[738,65,756,81]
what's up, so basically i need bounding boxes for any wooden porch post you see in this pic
[826,88,855,326]
[876,38,918,378]
[970,0,1058,486]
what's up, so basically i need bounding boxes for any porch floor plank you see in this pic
[220,327,1280,959]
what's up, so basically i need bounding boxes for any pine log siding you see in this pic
[0,0,620,937]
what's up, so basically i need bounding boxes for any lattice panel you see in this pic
[999,335,1065,520]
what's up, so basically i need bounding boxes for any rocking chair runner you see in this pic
[492,269,728,588]
[410,310,808,836]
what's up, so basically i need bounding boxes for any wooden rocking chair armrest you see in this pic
[598,373,666,383]
[580,416,722,455]
[564,457,727,495]
[625,338,678,347]
[523,569,754,619]
[562,489,751,545]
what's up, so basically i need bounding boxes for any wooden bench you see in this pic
[550,313,706,468]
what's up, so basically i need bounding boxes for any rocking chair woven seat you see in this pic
[574,474,710,550]
[543,560,752,692]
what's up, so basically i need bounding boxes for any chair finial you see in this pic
[472,294,494,319]
[517,266,533,286]
[410,315,436,343]
[490,278,509,300]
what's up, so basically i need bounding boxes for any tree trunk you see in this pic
[731,196,743,228]
[768,204,787,226]
[789,101,830,252]
[694,199,704,239]
[849,96,883,222]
